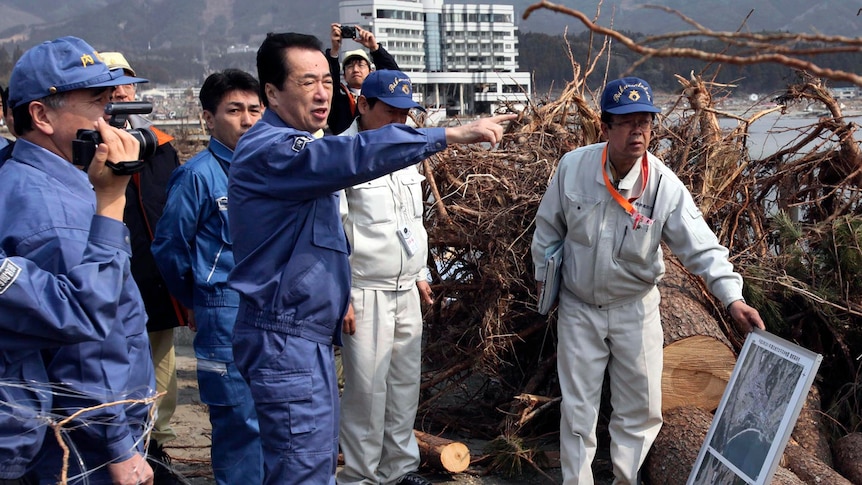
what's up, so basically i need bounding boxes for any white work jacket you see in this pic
[339,120,429,290]
[532,142,743,309]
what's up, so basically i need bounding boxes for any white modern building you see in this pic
[338,0,531,116]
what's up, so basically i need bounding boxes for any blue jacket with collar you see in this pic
[0,140,154,481]
[0,216,131,479]
[153,137,240,362]
[228,109,447,345]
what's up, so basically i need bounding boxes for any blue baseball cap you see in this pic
[8,36,148,109]
[600,77,661,115]
[361,69,425,112]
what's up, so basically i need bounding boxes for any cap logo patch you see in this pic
[388,77,410,94]
[612,81,652,104]
[0,259,22,295]
[81,53,96,68]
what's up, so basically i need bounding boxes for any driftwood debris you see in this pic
[661,335,735,412]
[338,430,471,474]
[414,430,471,473]
[783,440,853,485]
[371,2,862,478]
[646,406,712,484]
[790,386,833,467]
[833,432,862,485]
[646,405,808,484]
[412,58,862,479]
[659,251,738,412]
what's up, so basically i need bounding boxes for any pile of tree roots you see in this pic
[416,59,862,485]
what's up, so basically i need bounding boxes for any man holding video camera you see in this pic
[0,36,156,485]
[326,23,399,134]
[0,123,148,485]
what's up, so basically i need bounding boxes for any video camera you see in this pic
[73,101,158,175]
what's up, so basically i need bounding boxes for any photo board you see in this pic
[687,328,822,485]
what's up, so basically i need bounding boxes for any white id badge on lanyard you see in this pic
[397,224,419,257]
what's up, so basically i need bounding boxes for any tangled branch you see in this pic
[523,1,862,86]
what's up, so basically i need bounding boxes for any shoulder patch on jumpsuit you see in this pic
[0,259,22,295]
[216,196,228,211]
[291,136,314,153]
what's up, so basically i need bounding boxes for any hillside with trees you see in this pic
[0,0,858,94]
[519,30,862,95]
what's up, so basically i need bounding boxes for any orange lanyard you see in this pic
[601,145,652,229]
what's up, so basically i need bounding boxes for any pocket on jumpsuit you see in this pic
[247,370,316,448]
[616,223,662,286]
[564,192,601,247]
[616,224,658,265]
[196,359,248,406]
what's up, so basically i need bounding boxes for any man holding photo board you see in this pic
[531,76,764,485]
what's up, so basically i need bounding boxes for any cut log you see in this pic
[661,335,736,412]
[772,467,808,485]
[646,405,806,485]
[790,386,833,466]
[782,440,853,485]
[833,432,862,484]
[658,252,739,413]
[646,405,713,485]
[659,252,733,348]
[414,429,470,473]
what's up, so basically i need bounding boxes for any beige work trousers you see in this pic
[148,328,178,444]
[557,286,663,485]
[337,286,423,485]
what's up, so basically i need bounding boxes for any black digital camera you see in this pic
[341,25,357,39]
[73,101,158,175]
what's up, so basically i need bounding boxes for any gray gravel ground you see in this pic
[167,328,618,485]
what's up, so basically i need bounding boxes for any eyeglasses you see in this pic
[344,61,369,71]
[608,119,654,131]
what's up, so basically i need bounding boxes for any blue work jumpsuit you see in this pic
[0,140,154,485]
[228,109,447,485]
[0,216,131,479]
[152,137,262,484]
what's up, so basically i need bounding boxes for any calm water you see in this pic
[718,111,862,159]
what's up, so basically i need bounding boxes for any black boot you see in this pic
[147,439,187,485]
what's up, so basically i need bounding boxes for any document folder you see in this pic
[537,243,563,315]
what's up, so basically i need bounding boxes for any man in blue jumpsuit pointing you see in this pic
[228,32,514,485]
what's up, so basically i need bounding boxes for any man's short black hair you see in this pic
[364,97,379,109]
[199,69,261,113]
[0,85,8,118]
[256,32,323,108]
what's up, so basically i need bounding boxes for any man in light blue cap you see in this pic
[0,36,156,485]
[531,77,764,484]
